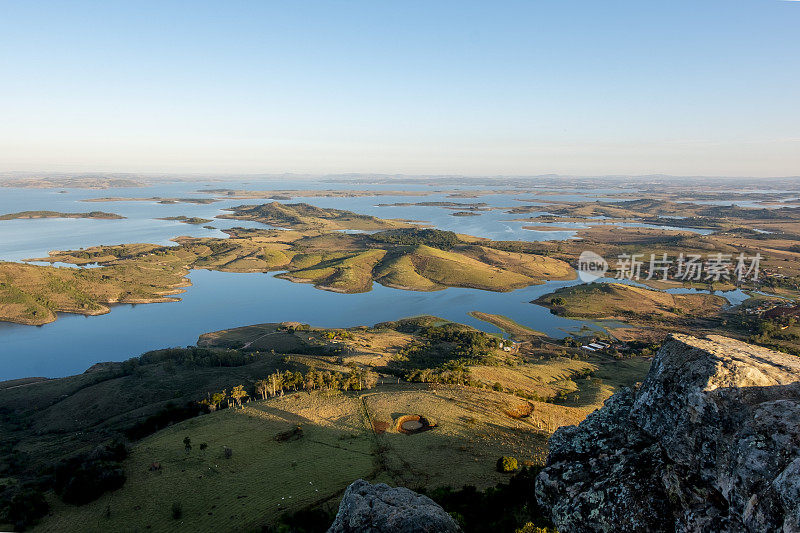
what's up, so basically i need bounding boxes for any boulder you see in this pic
[536,334,800,532]
[328,479,461,533]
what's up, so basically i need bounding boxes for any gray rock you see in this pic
[328,479,461,533]
[536,334,800,533]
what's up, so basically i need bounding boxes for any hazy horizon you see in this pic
[2,1,798,177]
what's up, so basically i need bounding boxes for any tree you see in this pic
[231,385,248,408]
[255,379,269,400]
[211,390,227,411]
[363,369,379,389]
[270,372,283,397]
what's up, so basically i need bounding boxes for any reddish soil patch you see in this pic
[373,421,389,434]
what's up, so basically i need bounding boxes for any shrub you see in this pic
[425,466,553,532]
[53,441,129,505]
[496,456,518,473]
[1,489,49,531]
[57,460,126,505]
[125,401,208,440]
[369,228,460,249]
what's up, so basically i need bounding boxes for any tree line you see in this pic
[200,365,379,411]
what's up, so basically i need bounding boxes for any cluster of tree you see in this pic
[125,400,209,440]
[253,365,378,399]
[279,323,311,333]
[0,440,132,530]
[0,487,48,532]
[121,346,264,374]
[624,340,662,357]
[369,228,460,249]
[404,360,476,386]
[51,441,129,505]
[262,508,336,533]
[423,466,556,533]
[759,274,800,292]
[421,324,501,357]
[265,467,556,533]
[197,365,380,413]
[396,324,502,370]
[702,204,800,220]
[749,317,800,355]
[320,329,355,340]
[198,385,249,411]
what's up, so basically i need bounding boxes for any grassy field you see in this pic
[0,260,189,325]
[2,314,653,531]
[198,321,414,366]
[32,384,584,532]
[36,393,374,532]
[534,282,728,332]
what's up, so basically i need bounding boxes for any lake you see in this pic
[0,180,748,379]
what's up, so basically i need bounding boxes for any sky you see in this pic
[1,1,798,177]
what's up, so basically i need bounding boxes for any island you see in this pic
[83,196,218,204]
[200,188,432,199]
[0,210,125,220]
[0,176,144,188]
[157,215,214,224]
[216,201,417,231]
[1,203,574,325]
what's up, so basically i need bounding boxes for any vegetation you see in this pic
[53,441,129,505]
[427,466,556,533]
[369,227,461,249]
[496,456,519,473]
[469,311,545,340]
[217,201,411,230]
[3,206,572,324]
[391,322,503,385]
[158,215,213,224]
[0,311,653,531]
[0,210,124,220]
[0,259,188,325]
[535,282,728,332]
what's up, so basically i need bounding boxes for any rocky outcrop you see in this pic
[536,334,800,533]
[328,479,461,533]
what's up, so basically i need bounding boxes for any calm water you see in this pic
[0,180,751,379]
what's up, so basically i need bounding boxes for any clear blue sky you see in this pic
[1,1,798,176]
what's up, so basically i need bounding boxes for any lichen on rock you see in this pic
[536,334,800,533]
[328,479,462,533]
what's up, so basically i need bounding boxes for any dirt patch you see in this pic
[395,414,435,435]
[372,420,390,434]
